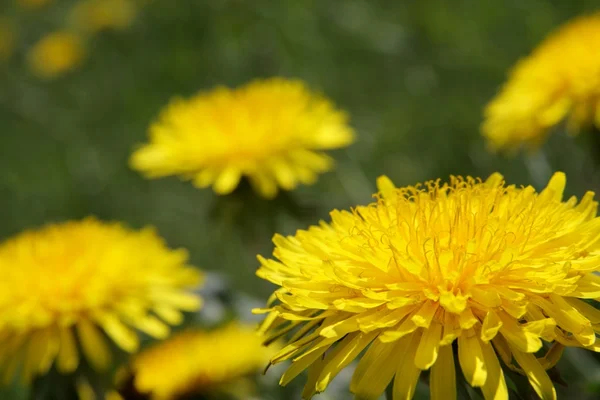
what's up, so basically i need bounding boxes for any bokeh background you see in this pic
[2,1,600,399]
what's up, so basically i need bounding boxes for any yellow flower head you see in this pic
[0,219,203,382]
[256,172,600,400]
[69,0,137,33]
[28,31,85,79]
[128,323,276,400]
[483,13,600,151]
[0,18,14,61]
[130,78,355,198]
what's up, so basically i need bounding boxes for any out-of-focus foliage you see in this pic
[2,1,600,399]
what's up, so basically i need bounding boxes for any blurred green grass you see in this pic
[2,1,600,399]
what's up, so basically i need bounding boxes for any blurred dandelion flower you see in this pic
[27,31,85,79]
[483,13,600,151]
[0,218,203,383]
[255,172,600,400]
[0,18,14,61]
[130,78,355,198]
[69,0,137,33]
[127,323,277,399]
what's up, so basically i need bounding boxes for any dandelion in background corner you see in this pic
[0,218,203,383]
[482,13,600,151]
[130,78,355,198]
[255,172,600,400]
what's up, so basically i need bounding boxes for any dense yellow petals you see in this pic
[256,172,600,399]
[128,324,277,399]
[130,78,355,198]
[0,218,202,382]
[483,13,600,151]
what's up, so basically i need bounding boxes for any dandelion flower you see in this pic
[28,31,85,79]
[0,218,203,383]
[483,13,600,151]
[130,78,355,198]
[126,323,277,400]
[255,172,600,400]
[0,18,14,61]
[69,0,137,33]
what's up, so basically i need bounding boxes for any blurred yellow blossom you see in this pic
[256,172,600,400]
[0,218,203,382]
[69,0,137,33]
[483,13,600,151]
[0,18,14,61]
[28,31,85,79]
[130,78,355,198]
[128,323,277,399]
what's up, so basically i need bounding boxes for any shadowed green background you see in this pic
[2,1,600,399]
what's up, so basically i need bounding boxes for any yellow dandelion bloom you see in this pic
[0,18,14,61]
[256,172,600,400]
[483,13,600,151]
[128,323,276,400]
[69,0,137,33]
[28,31,85,79]
[130,78,355,198]
[0,218,203,383]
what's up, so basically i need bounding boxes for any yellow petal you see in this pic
[56,327,79,373]
[279,337,337,386]
[481,311,502,342]
[511,348,557,400]
[392,332,422,400]
[458,330,487,387]
[316,331,377,392]
[271,159,298,190]
[484,172,504,187]
[96,313,139,353]
[153,305,184,325]
[411,301,438,328]
[497,312,543,353]
[376,175,396,199]
[350,338,400,400]
[480,340,508,400]
[249,170,278,198]
[415,323,442,369]
[213,166,242,194]
[430,345,456,400]
[77,319,111,371]
[539,172,566,202]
